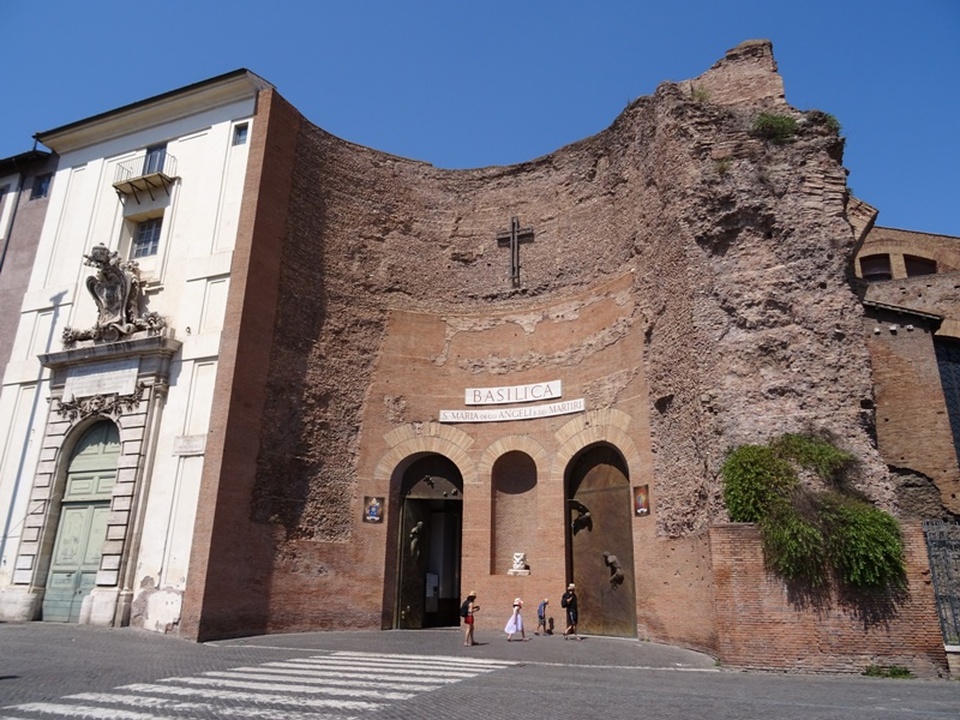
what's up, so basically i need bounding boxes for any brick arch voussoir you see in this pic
[552,411,641,483]
[375,422,477,486]
[477,435,549,479]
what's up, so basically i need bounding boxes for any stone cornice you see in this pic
[36,70,273,154]
[40,330,182,371]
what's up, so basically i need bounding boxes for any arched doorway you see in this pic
[565,443,637,637]
[395,454,463,629]
[42,420,119,622]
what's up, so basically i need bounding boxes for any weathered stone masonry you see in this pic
[176,42,947,674]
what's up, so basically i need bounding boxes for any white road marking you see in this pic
[229,663,460,684]
[117,684,381,711]
[159,674,416,700]
[1,650,517,719]
[64,693,355,720]
[2,704,176,720]
[201,669,441,692]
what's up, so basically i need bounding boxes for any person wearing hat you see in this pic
[535,598,549,635]
[561,583,581,640]
[461,591,480,646]
[504,597,528,641]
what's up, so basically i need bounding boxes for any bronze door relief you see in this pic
[566,445,637,638]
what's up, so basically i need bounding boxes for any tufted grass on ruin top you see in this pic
[721,433,906,591]
[691,85,710,103]
[805,109,842,135]
[750,112,799,144]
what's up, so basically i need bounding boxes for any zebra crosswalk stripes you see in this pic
[0,651,516,719]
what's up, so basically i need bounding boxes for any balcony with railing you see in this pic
[113,149,178,203]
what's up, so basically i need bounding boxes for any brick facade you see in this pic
[711,523,947,676]
[4,44,955,675]
[168,44,956,674]
[167,44,942,669]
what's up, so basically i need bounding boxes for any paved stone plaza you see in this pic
[0,622,957,719]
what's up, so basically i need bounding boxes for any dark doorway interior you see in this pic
[396,455,463,629]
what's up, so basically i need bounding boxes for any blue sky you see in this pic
[4,1,957,236]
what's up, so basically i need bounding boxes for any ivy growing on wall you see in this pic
[721,434,906,591]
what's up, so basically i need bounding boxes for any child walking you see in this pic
[504,597,528,641]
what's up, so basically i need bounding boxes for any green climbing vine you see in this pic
[721,433,906,590]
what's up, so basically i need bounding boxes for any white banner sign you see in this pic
[440,398,585,423]
[464,380,562,406]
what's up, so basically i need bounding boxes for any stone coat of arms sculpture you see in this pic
[62,244,166,346]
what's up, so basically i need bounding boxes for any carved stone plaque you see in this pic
[63,360,139,399]
[172,434,207,456]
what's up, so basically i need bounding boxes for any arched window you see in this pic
[860,254,892,281]
[904,255,937,277]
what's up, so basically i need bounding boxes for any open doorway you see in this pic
[395,454,463,628]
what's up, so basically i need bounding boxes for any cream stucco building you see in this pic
[0,70,269,631]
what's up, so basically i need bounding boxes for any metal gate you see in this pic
[923,520,960,645]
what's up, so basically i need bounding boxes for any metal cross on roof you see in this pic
[496,216,535,288]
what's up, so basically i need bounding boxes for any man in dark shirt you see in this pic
[561,583,581,640]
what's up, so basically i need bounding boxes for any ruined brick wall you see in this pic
[711,523,947,676]
[862,306,960,517]
[854,225,960,518]
[628,42,890,532]
[257,38,889,529]
[239,40,897,642]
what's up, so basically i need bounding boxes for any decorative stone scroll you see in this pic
[55,382,146,422]
[62,244,166,346]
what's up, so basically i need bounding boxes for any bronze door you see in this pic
[567,445,637,637]
[397,499,431,629]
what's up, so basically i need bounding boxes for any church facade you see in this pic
[0,42,956,675]
[0,70,267,630]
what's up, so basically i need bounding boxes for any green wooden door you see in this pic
[42,421,119,623]
[43,503,110,622]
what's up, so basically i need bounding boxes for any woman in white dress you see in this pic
[504,598,528,641]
